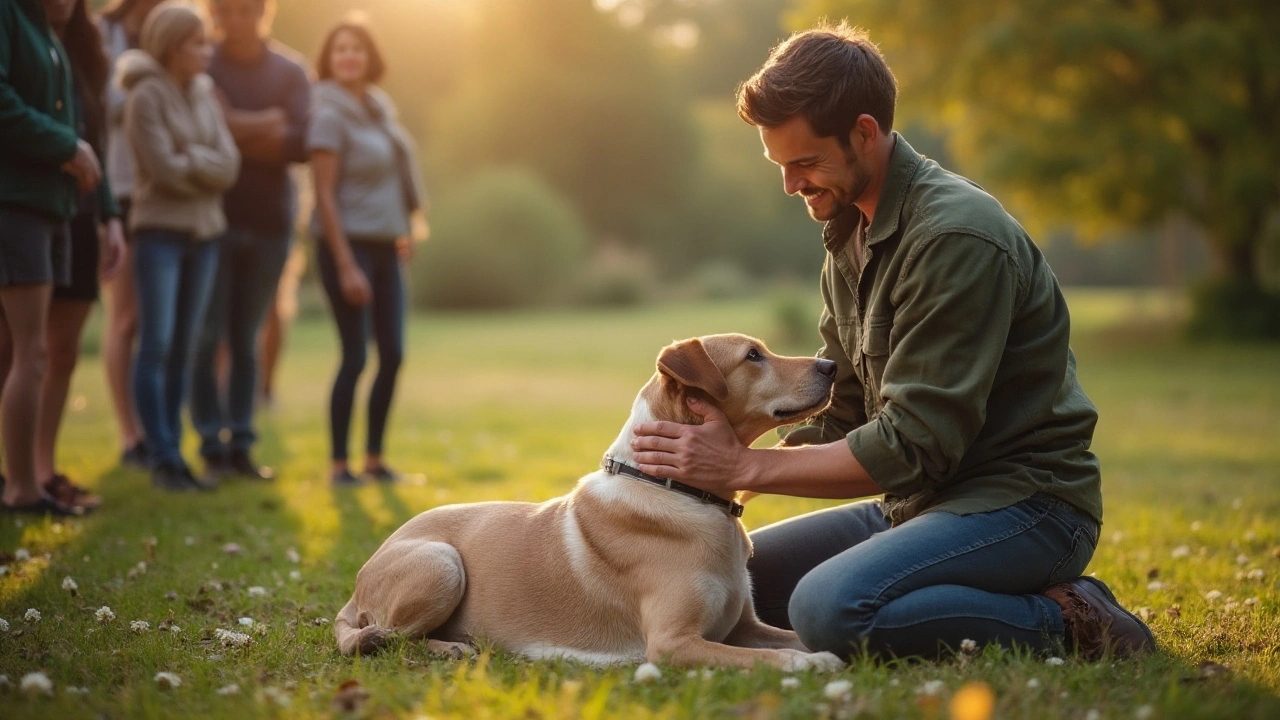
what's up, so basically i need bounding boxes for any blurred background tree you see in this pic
[799,0,1280,337]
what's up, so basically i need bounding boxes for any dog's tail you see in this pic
[335,596,394,656]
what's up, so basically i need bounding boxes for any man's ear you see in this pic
[657,338,729,402]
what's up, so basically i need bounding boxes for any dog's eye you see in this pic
[746,348,763,362]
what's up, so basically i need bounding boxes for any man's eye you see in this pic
[746,348,763,361]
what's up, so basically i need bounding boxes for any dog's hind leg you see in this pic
[337,541,466,656]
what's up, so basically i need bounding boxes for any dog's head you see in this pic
[644,334,836,444]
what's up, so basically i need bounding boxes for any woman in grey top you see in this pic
[308,19,425,486]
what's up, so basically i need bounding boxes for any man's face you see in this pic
[213,0,266,44]
[760,115,871,222]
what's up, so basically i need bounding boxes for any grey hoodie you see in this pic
[307,80,424,241]
[118,49,239,240]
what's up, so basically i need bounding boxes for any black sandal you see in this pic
[1,492,85,517]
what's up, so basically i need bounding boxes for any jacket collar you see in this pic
[821,132,924,252]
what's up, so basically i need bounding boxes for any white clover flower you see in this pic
[216,684,241,696]
[14,548,30,561]
[1205,590,1224,602]
[916,680,945,696]
[1170,545,1190,559]
[238,617,254,627]
[1136,607,1154,622]
[312,617,330,626]
[1247,569,1265,581]
[261,686,290,707]
[1045,656,1066,666]
[1237,554,1250,565]
[1147,581,1165,591]
[214,628,253,647]
[0,565,8,576]
[1110,531,1124,544]
[169,625,182,633]
[1135,705,1155,719]
[1085,710,1101,720]
[184,536,196,546]
[1232,498,1243,510]
[959,638,978,654]
[0,675,10,690]
[20,671,53,695]
[154,672,181,689]
[633,662,661,683]
[24,608,41,623]
[61,576,78,593]
[1026,678,1041,689]
[289,570,302,582]
[1245,597,1260,606]
[781,676,800,690]
[685,669,697,679]
[222,542,242,555]
[130,620,150,633]
[1189,521,1202,532]
[824,679,853,700]
[95,606,115,623]
[1244,530,1257,542]
[66,686,89,695]
[286,547,300,563]
[0,618,9,632]
[247,586,267,598]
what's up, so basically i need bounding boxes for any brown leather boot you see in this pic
[1043,576,1156,660]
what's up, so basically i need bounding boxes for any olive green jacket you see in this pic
[783,134,1102,526]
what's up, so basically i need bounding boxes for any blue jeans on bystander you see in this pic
[131,230,220,469]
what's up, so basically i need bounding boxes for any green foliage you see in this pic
[1187,278,1280,341]
[413,168,589,310]
[797,0,1280,330]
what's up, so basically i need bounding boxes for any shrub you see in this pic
[413,168,589,310]
[1187,279,1280,341]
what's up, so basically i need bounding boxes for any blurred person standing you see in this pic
[0,0,102,515]
[309,18,425,486]
[189,0,309,482]
[119,0,239,491]
[26,0,128,511]
[98,0,163,470]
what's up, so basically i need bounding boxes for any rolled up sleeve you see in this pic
[846,233,1024,496]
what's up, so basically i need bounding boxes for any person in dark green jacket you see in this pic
[631,23,1155,661]
[0,0,103,516]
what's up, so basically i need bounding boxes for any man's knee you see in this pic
[788,568,877,655]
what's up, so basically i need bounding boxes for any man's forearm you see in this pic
[737,440,883,499]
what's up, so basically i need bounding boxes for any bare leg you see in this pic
[102,250,144,451]
[34,299,93,482]
[1,285,53,506]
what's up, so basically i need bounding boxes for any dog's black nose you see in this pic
[816,359,837,378]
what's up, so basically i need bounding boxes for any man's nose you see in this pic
[783,167,806,196]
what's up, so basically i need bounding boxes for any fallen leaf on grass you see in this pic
[1147,567,1160,580]
[1166,605,1182,620]
[331,680,369,714]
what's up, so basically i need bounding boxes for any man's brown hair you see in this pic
[736,22,897,145]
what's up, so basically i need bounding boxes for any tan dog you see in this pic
[335,334,843,670]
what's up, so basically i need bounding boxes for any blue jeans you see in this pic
[189,230,292,459]
[316,240,406,461]
[132,230,221,468]
[747,494,1099,658]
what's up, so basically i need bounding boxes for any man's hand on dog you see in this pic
[632,397,748,491]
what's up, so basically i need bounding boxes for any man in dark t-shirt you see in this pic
[190,0,310,483]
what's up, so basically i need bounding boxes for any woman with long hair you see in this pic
[119,0,239,491]
[26,0,129,510]
[309,18,425,486]
[0,0,102,515]
[98,0,164,469]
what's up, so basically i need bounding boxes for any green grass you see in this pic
[2,288,1278,719]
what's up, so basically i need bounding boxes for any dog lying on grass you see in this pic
[335,333,844,670]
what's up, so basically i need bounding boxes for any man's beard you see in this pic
[802,148,872,221]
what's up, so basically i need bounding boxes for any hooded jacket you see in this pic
[118,49,239,239]
[307,80,424,241]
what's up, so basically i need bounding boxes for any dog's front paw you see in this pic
[781,650,846,672]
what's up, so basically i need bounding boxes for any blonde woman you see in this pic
[118,0,239,491]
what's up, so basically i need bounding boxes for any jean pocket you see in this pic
[1047,524,1097,586]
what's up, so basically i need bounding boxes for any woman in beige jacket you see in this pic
[118,0,238,491]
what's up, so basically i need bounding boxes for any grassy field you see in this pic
[1,288,1278,719]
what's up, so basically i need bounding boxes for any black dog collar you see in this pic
[601,455,745,518]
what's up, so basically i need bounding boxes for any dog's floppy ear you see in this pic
[657,338,728,402]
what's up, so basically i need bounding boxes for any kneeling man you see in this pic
[632,23,1155,661]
